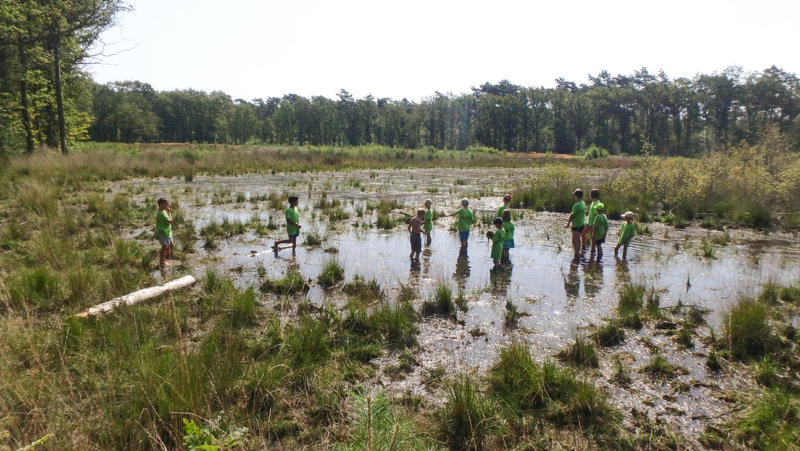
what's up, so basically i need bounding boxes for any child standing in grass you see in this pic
[156,198,173,267]
[408,208,425,261]
[592,203,608,261]
[455,198,473,253]
[615,211,636,260]
[497,193,512,218]
[585,189,600,254]
[564,189,586,261]
[501,209,514,264]
[489,217,505,269]
[273,196,301,256]
[423,198,433,246]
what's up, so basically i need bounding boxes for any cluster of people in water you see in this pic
[152,190,637,269]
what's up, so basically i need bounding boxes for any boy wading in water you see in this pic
[423,199,433,246]
[585,189,601,254]
[592,203,608,262]
[501,209,514,264]
[565,189,586,261]
[615,211,636,260]
[488,217,505,269]
[408,208,425,261]
[156,198,173,267]
[273,196,301,257]
[454,198,473,253]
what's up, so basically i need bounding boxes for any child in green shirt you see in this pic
[614,211,636,260]
[423,198,433,247]
[564,189,586,261]
[501,209,514,264]
[586,189,600,255]
[489,217,505,269]
[592,203,608,262]
[273,196,301,257]
[156,198,173,267]
[497,193,512,218]
[454,198,473,253]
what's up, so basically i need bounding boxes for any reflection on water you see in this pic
[563,261,580,300]
[489,265,512,298]
[584,261,604,299]
[453,252,471,291]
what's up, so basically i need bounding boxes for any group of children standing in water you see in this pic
[155,189,636,268]
[405,188,635,270]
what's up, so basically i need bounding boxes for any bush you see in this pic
[582,144,610,160]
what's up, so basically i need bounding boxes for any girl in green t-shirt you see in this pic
[423,198,433,247]
[614,211,636,260]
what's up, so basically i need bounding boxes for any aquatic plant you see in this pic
[504,300,520,329]
[420,283,455,318]
[260,270,309,296]
[317,260,345,288]
[641,354,687,380]
[722,297,774,360]
[342,275,384,304]
[437,375,500,450]
[732,388,799,450]
[556,336,600,368]
[593,321,626,347]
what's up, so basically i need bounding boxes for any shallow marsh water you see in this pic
[119,168,800,444]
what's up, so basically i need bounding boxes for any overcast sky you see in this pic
[90,0,800,102]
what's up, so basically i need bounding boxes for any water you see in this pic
[118,168,800,445]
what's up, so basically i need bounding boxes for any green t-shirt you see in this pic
[156,210,171,237]
[455,208,473,232]
[423,208,433,231]
[286,207,300,236]
[571,201,586,228]
[593,214,608,241]
[587,200,600,226]
[497,205,509,219]
[491,228,505,259]
[503,221,515,241]
[618,221,635,245]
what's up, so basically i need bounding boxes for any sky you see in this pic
[90,0,800,102]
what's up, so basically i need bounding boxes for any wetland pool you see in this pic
[120,168,800,444]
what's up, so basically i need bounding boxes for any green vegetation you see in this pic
[556,336,600,368]
[317,260,345,288]
[721,298,774,360]
[342,275,384,304]
[420,283,456,319]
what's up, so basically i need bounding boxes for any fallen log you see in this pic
[76,275,197,317]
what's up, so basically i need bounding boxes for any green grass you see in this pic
[641,354,687,380]
[732,388,800,450]
[260,269,309,296]
[556,336,600,369]
[722,298,775,360]
[420,283,455,319]
[593,321,626,347]
[437,375,499,450]
[342,275,384,304]
[317,260,345,288]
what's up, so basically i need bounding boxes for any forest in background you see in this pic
[2,1,800,156]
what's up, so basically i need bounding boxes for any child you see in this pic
[564,189,586,261]
[423,198,433,246]
[454,198,473,252]
[614,211,636,259]
[585,189,600,254]
[501,209,514,264]
[408,208,425,261]
[273,196,301,256]
[592,203,608,261]
[497,193,512,218]
[489,217,505,269]
[155,198,173,267]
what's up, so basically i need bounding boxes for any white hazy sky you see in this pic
[90,0,800,102]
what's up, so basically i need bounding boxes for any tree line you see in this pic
[89,67,800,155]
[2,3,799,155]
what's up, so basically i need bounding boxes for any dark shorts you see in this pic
[459,231,470,242]
[288,233,299,239]
[410,233,422,253]
[571,225,585,233]
[595,238,605,244]
[157,233,173,246]
[503,239,515,249]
